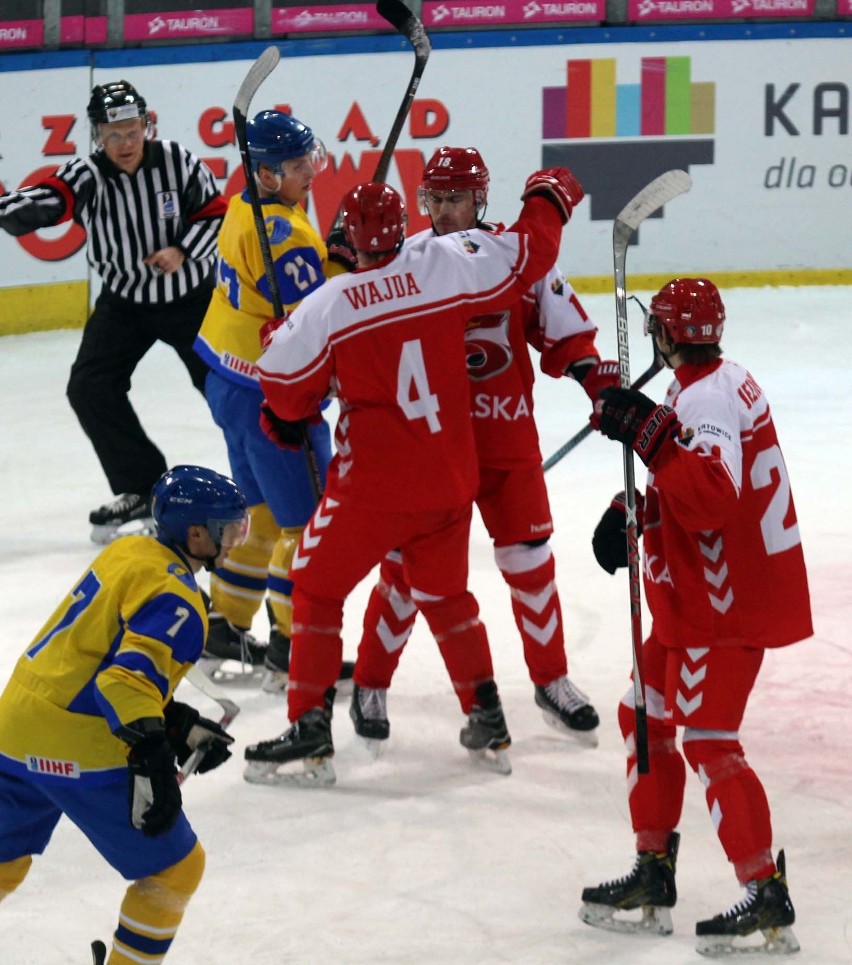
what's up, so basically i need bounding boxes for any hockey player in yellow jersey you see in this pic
[194,109,354,691]
[0,466,248,964]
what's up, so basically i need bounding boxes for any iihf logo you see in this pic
[157,191,179,219]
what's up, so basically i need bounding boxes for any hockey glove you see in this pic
[570,358,621,404]
[260,402,306,451]
[259,314,289,353]
[592,490,645,575]
[595,386,680,467]
[325,221,357,272]
[124,723,182,837]
[164,699,234,775]
[521,167,585,224]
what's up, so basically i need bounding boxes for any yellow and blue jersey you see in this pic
[0,536,207,787]
[195,189,343,388]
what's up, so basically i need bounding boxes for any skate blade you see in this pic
[696,924,800,957]
[261,668,289,694]
[197,657,263,683]
[579,902,674,936]
[90,517,155,545]
[540,709,599,748]
[354,735,386,760]
[466,746,512,776]
[243,756,336,787]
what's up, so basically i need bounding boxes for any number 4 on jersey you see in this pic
[397,339,441,433]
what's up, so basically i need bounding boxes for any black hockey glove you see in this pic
[123,721,182,837]
[164,699,234,774]
[325,221,357,272]
[592,491,645,575]
[596,386,680,467]
[260,402,305,451]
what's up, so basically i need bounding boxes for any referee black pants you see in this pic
[66,280,212,497]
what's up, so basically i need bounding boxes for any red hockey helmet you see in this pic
[419,146,490,215]
[647,278,726,345]
[340,182,406,254]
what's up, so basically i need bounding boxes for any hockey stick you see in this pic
[373,0,432,183]
[541,298,664,473]
[325,0,431,238]
[178,665,241,783]
[233,45,324,501]
[613,169,691,775]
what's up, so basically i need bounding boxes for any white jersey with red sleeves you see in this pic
[258,197,563,513]
[643,358,812,650]
[406,225,599,469]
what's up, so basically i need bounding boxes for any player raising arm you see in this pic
[349,146,620,750]
[579,279,811,956]
[242,166,585,786]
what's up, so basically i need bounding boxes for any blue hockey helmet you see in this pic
[151,465,248,550]
[246,110,327,174]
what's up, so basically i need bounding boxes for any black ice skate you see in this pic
[243,691,335,787]
[534,675,600,747]
[459,680,512,775]
[579,831,680,935]
[695,850,799,956]
[260,599,355,696]
[90,939,107,965]
[198,614,267,680]
[350,684,390,758]
[89,492,153,544]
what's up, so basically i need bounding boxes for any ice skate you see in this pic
[243,693,336,787]
[89,492,153,544]
[695,850,799,956]
[90,940,107,965]
[350,684,389,758]
[534,675,600,747]
[579,831,679,935]
[198,613,267,680]
[459,680,512,775]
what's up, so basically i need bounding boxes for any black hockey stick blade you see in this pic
[234,45,280,121]
[373,0,431,183]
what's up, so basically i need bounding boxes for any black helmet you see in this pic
[87,81,147,126]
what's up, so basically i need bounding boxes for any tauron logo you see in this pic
[541,56,716,237]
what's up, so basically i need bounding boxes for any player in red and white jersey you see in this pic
[580,278,811,956]
[349,147,620,749]
[241,167,585,786]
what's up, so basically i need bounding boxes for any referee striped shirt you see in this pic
[0,139,226,305]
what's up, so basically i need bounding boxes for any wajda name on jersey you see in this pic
[342,272,423,310]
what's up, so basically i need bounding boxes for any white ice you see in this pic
[0,286,850,963]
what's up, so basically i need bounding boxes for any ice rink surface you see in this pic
[0,286,849,963]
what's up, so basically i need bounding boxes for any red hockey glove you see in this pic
[521,167,585,224]
[572,359,621,404]
[259,314,289,353]
[325,221,357,272]
[595,386,680,468]
[592,490,645,575]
